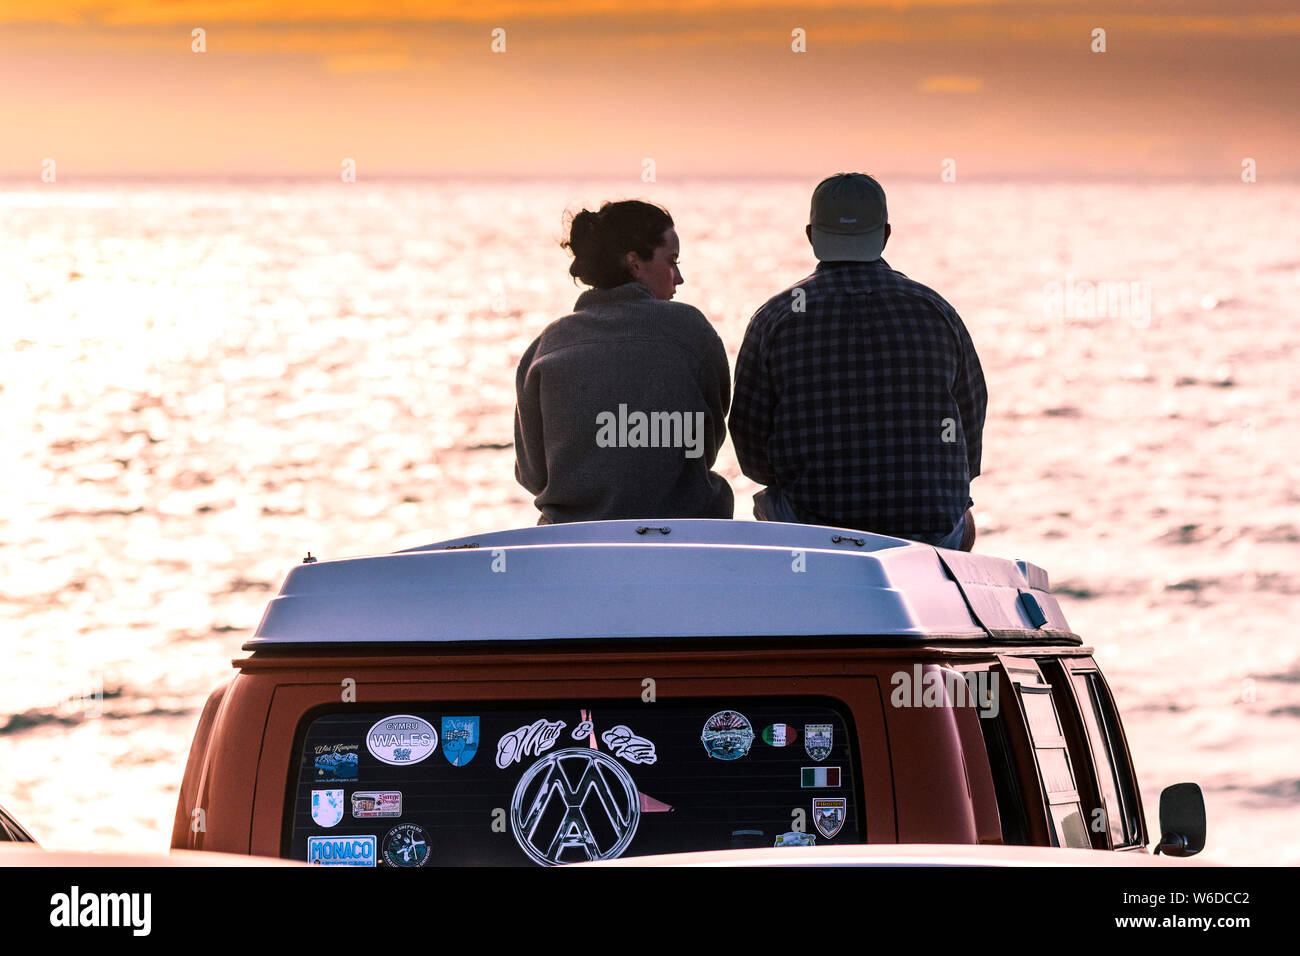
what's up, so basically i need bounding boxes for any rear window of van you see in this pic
[287,698,860,866]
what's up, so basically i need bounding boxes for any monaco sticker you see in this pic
[366,714,438,766]
[308,835,376,867]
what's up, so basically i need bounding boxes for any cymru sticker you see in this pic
[367,714,438,766]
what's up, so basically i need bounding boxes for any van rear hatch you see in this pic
[289,697,862,865]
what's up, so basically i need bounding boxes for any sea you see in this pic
[1,179,1297,863]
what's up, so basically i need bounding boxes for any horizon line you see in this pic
[0,173,1290,185]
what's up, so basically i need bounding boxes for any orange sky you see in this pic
[1,0,1297,179]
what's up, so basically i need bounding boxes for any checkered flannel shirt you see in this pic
[729,259,987,542]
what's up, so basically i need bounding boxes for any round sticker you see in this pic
[367,714,438,766]
[761,723,798,748]
[700,710,755,761]
[382,823,431,867]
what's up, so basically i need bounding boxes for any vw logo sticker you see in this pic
[366,714,438,766]
[509,748,640,866]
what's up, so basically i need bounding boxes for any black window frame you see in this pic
[280,694,866,863]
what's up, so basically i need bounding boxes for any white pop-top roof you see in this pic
[245,519,1076,648]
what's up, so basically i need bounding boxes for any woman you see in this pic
[513,200,734,523]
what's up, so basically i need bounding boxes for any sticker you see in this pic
[351,791,402,818]
[813,798,846,839]
[314,745,359,781]
[801,766,842,788]
[774,831,815,847]
[382,823,431,867]
[367,714,438,766]
[762,723,798,747]
[804,723,834,761]
[308,835,376,866]
[700,710,755,761]
[600,725,658,765]
[496,718,567,769]
[441,716,480,767]
[510,748,640,866]
[311,789,344,827]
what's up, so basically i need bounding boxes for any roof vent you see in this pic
[1018,592,1049,628]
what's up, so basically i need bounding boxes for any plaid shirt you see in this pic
[729,259,986,542]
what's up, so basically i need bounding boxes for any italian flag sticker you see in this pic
[762,723,797,747]
[801,766,842,788]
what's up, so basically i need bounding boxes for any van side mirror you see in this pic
[1154,782,1206,857]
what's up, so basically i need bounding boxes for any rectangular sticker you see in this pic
[351,791,402,818]
[308,835,377,866]
[800,766,842,788]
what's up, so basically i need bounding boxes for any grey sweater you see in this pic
[514,282,734,523]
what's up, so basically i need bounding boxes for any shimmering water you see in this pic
[1,180,1297,861]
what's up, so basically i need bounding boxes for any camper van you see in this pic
[168,519,1207,866]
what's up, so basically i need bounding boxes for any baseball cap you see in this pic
[809,173,888,262]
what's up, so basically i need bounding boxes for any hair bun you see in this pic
[566,209,600,255]
[561,200,673,289]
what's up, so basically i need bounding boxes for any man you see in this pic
[729,173,986,550]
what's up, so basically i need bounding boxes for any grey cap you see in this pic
[809,173,888,262]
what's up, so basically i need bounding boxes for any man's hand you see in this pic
[960,509,976,552]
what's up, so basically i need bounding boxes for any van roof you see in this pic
[244,519,1078,649]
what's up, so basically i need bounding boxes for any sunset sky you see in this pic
[1,0,1297,179]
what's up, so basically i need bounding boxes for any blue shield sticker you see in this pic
[441,716,480,767]
[311,789,345,828]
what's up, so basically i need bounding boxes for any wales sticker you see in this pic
[311,789,344,828]
[382,823,431,867]
[441,716,480,767]
[701,710,755,761]
[762,723,798,748]
[367,714,438,766]
[804,723,833,761]
[813,798,846,840]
